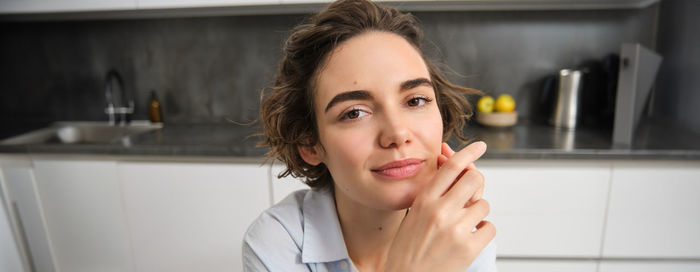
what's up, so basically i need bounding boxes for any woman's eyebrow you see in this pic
[401,77,432,91]
[324,90,372,112]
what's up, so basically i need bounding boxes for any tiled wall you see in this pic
[0,4,658,129]
[654,0,700,134]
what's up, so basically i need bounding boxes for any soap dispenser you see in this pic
[149,90,164,123]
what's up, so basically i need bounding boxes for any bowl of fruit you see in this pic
[475,94,517,128]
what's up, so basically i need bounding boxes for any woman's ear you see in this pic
[298,145,323,166]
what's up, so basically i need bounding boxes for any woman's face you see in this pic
[303,31,443,211]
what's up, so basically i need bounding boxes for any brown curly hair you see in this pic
[260,0,480,190]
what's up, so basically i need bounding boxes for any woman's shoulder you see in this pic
[242,189,312,270]
[267,188,310,218]
[243,189,310,247]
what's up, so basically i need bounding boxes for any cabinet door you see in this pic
[118,162,269,272]
[497,259,597,272]
[0,190,25,272]
[0,161,28,272]
[0,0,136,13]
[279,0,328,4]
[602,161,700,258]
[479,160,611,257]
[1,158,55,272]
[136,0,279,9]
[271,164,309,205]
[33,160,134,272]
[599,261,700,272]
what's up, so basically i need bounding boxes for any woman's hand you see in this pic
[437,142,484,206]
[384,141,496,272]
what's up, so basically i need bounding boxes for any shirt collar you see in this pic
[301,188,351,264]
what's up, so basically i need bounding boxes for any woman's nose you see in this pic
[378,111,411,148]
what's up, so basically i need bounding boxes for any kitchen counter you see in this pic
[1,119,699,160]
[466,119,700,160]
[0,123,266,157]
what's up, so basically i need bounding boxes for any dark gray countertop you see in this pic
[0,123,267,157]
[466,120,700,160]
[1,119,699,160]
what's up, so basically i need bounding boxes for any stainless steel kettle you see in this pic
[537,55,619,130]
[551,69,583,129]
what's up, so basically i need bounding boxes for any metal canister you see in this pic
[551,69,583,129]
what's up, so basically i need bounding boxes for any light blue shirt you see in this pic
[242,188,498,272]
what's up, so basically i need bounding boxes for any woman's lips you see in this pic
[371,158,425,179]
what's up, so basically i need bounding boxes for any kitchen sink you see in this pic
[0,121,163,145]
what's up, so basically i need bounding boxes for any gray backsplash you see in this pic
[653,0,700,135]
[0,4,660,130]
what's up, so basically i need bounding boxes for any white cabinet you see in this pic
[270,164,309,205]
[0,158,55,272]
[599,261,700,272]
[0,159,30,272]
[479,160,611,257]
[279,0,329,4]
[0,0,659,15]
[136,0,279,9]
[5,154,699,271]
[0,0,278,13]
[4,157,270,272]
[117,162,269,272]
[32,159,134,272]
[0,0,135,13]
[0,194,25,272]
[497,259,597,272]
[602,161,700,258]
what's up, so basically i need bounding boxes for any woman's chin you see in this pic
[377,184,420,210]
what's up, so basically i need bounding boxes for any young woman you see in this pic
[244,0,497,271]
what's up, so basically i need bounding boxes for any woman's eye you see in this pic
[340,109,367,120]
[407,96,432,107]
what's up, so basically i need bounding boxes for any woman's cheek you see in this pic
[325,127,372,166]
[415,110,443,146]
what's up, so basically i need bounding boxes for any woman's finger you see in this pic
[440,144,483,205]
[424,141,487,198]
[437,154,448,168]
[437,143,454,168]
[459,199,490,229]
[443,165,484,209]
[471,220,497,249]
[466,163,483,204]
[441,142,456,158]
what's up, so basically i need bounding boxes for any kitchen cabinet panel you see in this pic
[0,193,25,272]
[479,160,611,257]
[603,161,700,258]
[118,162,269,272]
[599,261,700,272]
[0,160,55,272]
[136,0,279,9]
[271,164,309,205]
[33,160,134,272]
[0,0,135,13]
[497,259,597,272]
[279,0,658,9]
[0,0,659,16]
[279,0,329,3]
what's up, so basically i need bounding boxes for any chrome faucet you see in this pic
[104,69,134,125]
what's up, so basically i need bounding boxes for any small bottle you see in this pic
[149,90,163,123]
